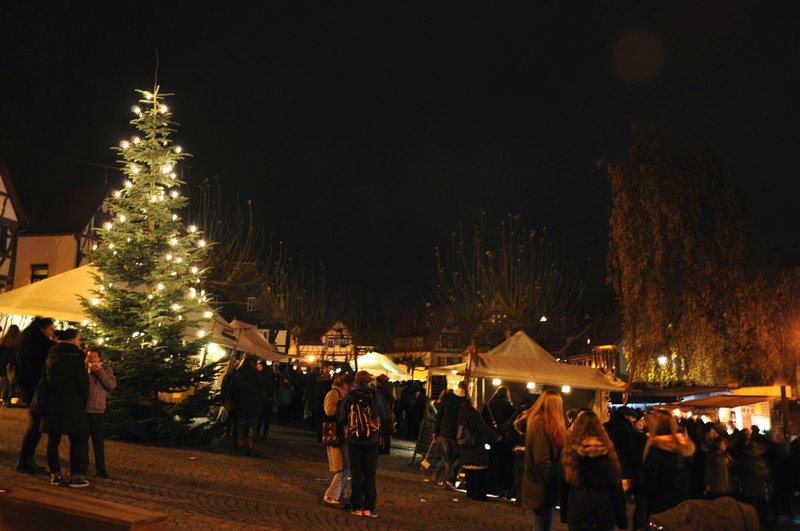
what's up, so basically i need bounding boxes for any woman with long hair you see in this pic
[642,410,695,517]
[85,346,116,478]
[481,385,516,497]
[514,389,568,531]
[560,410,627,531]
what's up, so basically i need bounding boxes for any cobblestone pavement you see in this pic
[0,407,549,530]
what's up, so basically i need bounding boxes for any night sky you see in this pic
[2,2,799,312]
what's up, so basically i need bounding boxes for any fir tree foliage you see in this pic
[82,87,218,444]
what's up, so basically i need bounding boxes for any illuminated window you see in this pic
[31,264,49,283]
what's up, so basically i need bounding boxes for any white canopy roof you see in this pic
[0,264,283,361]
[354,351,413,382]
[470,331,624,392]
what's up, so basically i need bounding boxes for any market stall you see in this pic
[353,351,413,381]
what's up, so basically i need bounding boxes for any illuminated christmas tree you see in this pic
[83,86,218,444]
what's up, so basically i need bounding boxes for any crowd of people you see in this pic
[4,317,115,488]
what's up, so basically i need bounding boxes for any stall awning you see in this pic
[675,395,772,408]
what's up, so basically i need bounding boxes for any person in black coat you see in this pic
[560,410,627,531]
[15,317,56,474]
[255,360,275,439]
[433,381,468,488]
[481,385,516,497]
[642,410,696,517]
[458,398,500,501]
[229,355,266,456]
[0,324,21,406]
[40,329,90,487]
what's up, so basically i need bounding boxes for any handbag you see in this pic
[420,439,437,470]
[322,418,342,446]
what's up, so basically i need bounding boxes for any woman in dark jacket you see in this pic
[228,355,266,456]
[642,410,696,517]
[560,410,627,531]
[15,317,56,474]
[458,398,500,501]
[85,346,116,478]
[40,329,90,487]
[481,385,516,497]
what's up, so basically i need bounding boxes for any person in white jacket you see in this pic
[322,373,353,508]
[85,346,116,478]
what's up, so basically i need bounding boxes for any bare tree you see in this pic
[435,212,585,349]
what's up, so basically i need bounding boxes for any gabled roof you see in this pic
[562,309,622,358]
[0,164,29,226]
[21,184,109,234]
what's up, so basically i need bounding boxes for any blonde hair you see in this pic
[527,389,567,449]
[643,409,678,459]
[561,410,621,486]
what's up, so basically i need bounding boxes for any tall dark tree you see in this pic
[605,131,747,387]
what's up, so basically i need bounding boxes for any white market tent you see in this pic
[228,319,285,362]
[354,351,413,382]
[470,331,625,392]
[0,264,284,361]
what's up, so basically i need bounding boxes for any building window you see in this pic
[340,339,347,347]
[31,264,49,283]
[0,225,8,255]
[246,296,256,311]
[327,338,335,348]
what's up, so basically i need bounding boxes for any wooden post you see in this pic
[781,385,791,443]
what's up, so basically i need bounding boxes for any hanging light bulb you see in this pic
[196,330,206,338]
[171,303,180,311]
[82,319,89,326]
[132,136,141,144]
[159,104,168,113]
[170,172,177,179]
[108,243,114,249]
[124,180,133,188]
[114,191,122,198]
[118,214,126,222]
[92,244,98,251]
[103,222,113,230]
[161,165,173,175]
[191,266,199,274]
[169,238,178,246]
[91,298,99,305]
[97,338,105,345]
[132,105,141,114]
[157,283,165,290]
[170,190,179,198]
[203,311,213,319]
[172,214,178,221]
[143,91,153,100]
[189,225,197,233]
[150,195,158,202]
[175,257,183,264]
[119,140,130,149]
[131,165,140,174]
[126,237,131,242]
[174,146,182,153]
[165,253,173,261]
[197,240,206,247]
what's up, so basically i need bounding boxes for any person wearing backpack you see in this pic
[338,370,389,518]
[457,396,501,501]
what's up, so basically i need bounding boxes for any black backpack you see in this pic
[347,388,379,441]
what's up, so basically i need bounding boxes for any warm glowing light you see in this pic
[103,222,113,230]
[143,91,152,100]
[132,105,141,114]
[132,136,141,144]
[170,190,179,198]
[189,225,197,233]
[162,165,173,174]
[191,266,199,274]
[108,243,114,249]
[658,355,668,366]
[166,253,173,260]
[307,355,316,363]
[197,240,206,247]
[118,214,126,222]
[174,146,182,153]
[172,214,178,221]
[159,104,168,113]
[492,378,502,386]
[540,315,548,322]
[169,238,178,246]
[150,195,158,202]
[562,385,571,393]
[527,382,536,390]
[92,244,98,250]
[175,257,183,263]
[196,330,206,338]
[171,304,180,311]
[97,338,105,345]
[91,298,99,306]
[170,172,177,179]
[203,311,213,319]
[131,164,140,174]
[451,370,459,375]
[82,319,89,326]
[124,180,133,188]
[157,283,165,290]
[119,140,130,149]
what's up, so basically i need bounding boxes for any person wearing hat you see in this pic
[338,370,389,518]
[322,373,354,508]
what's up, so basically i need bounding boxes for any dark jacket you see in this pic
[228,363,266,417]
[457,402,500,467]
[643,434,696,515]
[481,395,515,435]
[604,412,640,480]
[560,436,628,530]
[515,413,562,510]
[40,342,90,435]
[16,331,56,401]
[434,390,466,439]
[0,345,14,378]
[338,383,389,446]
